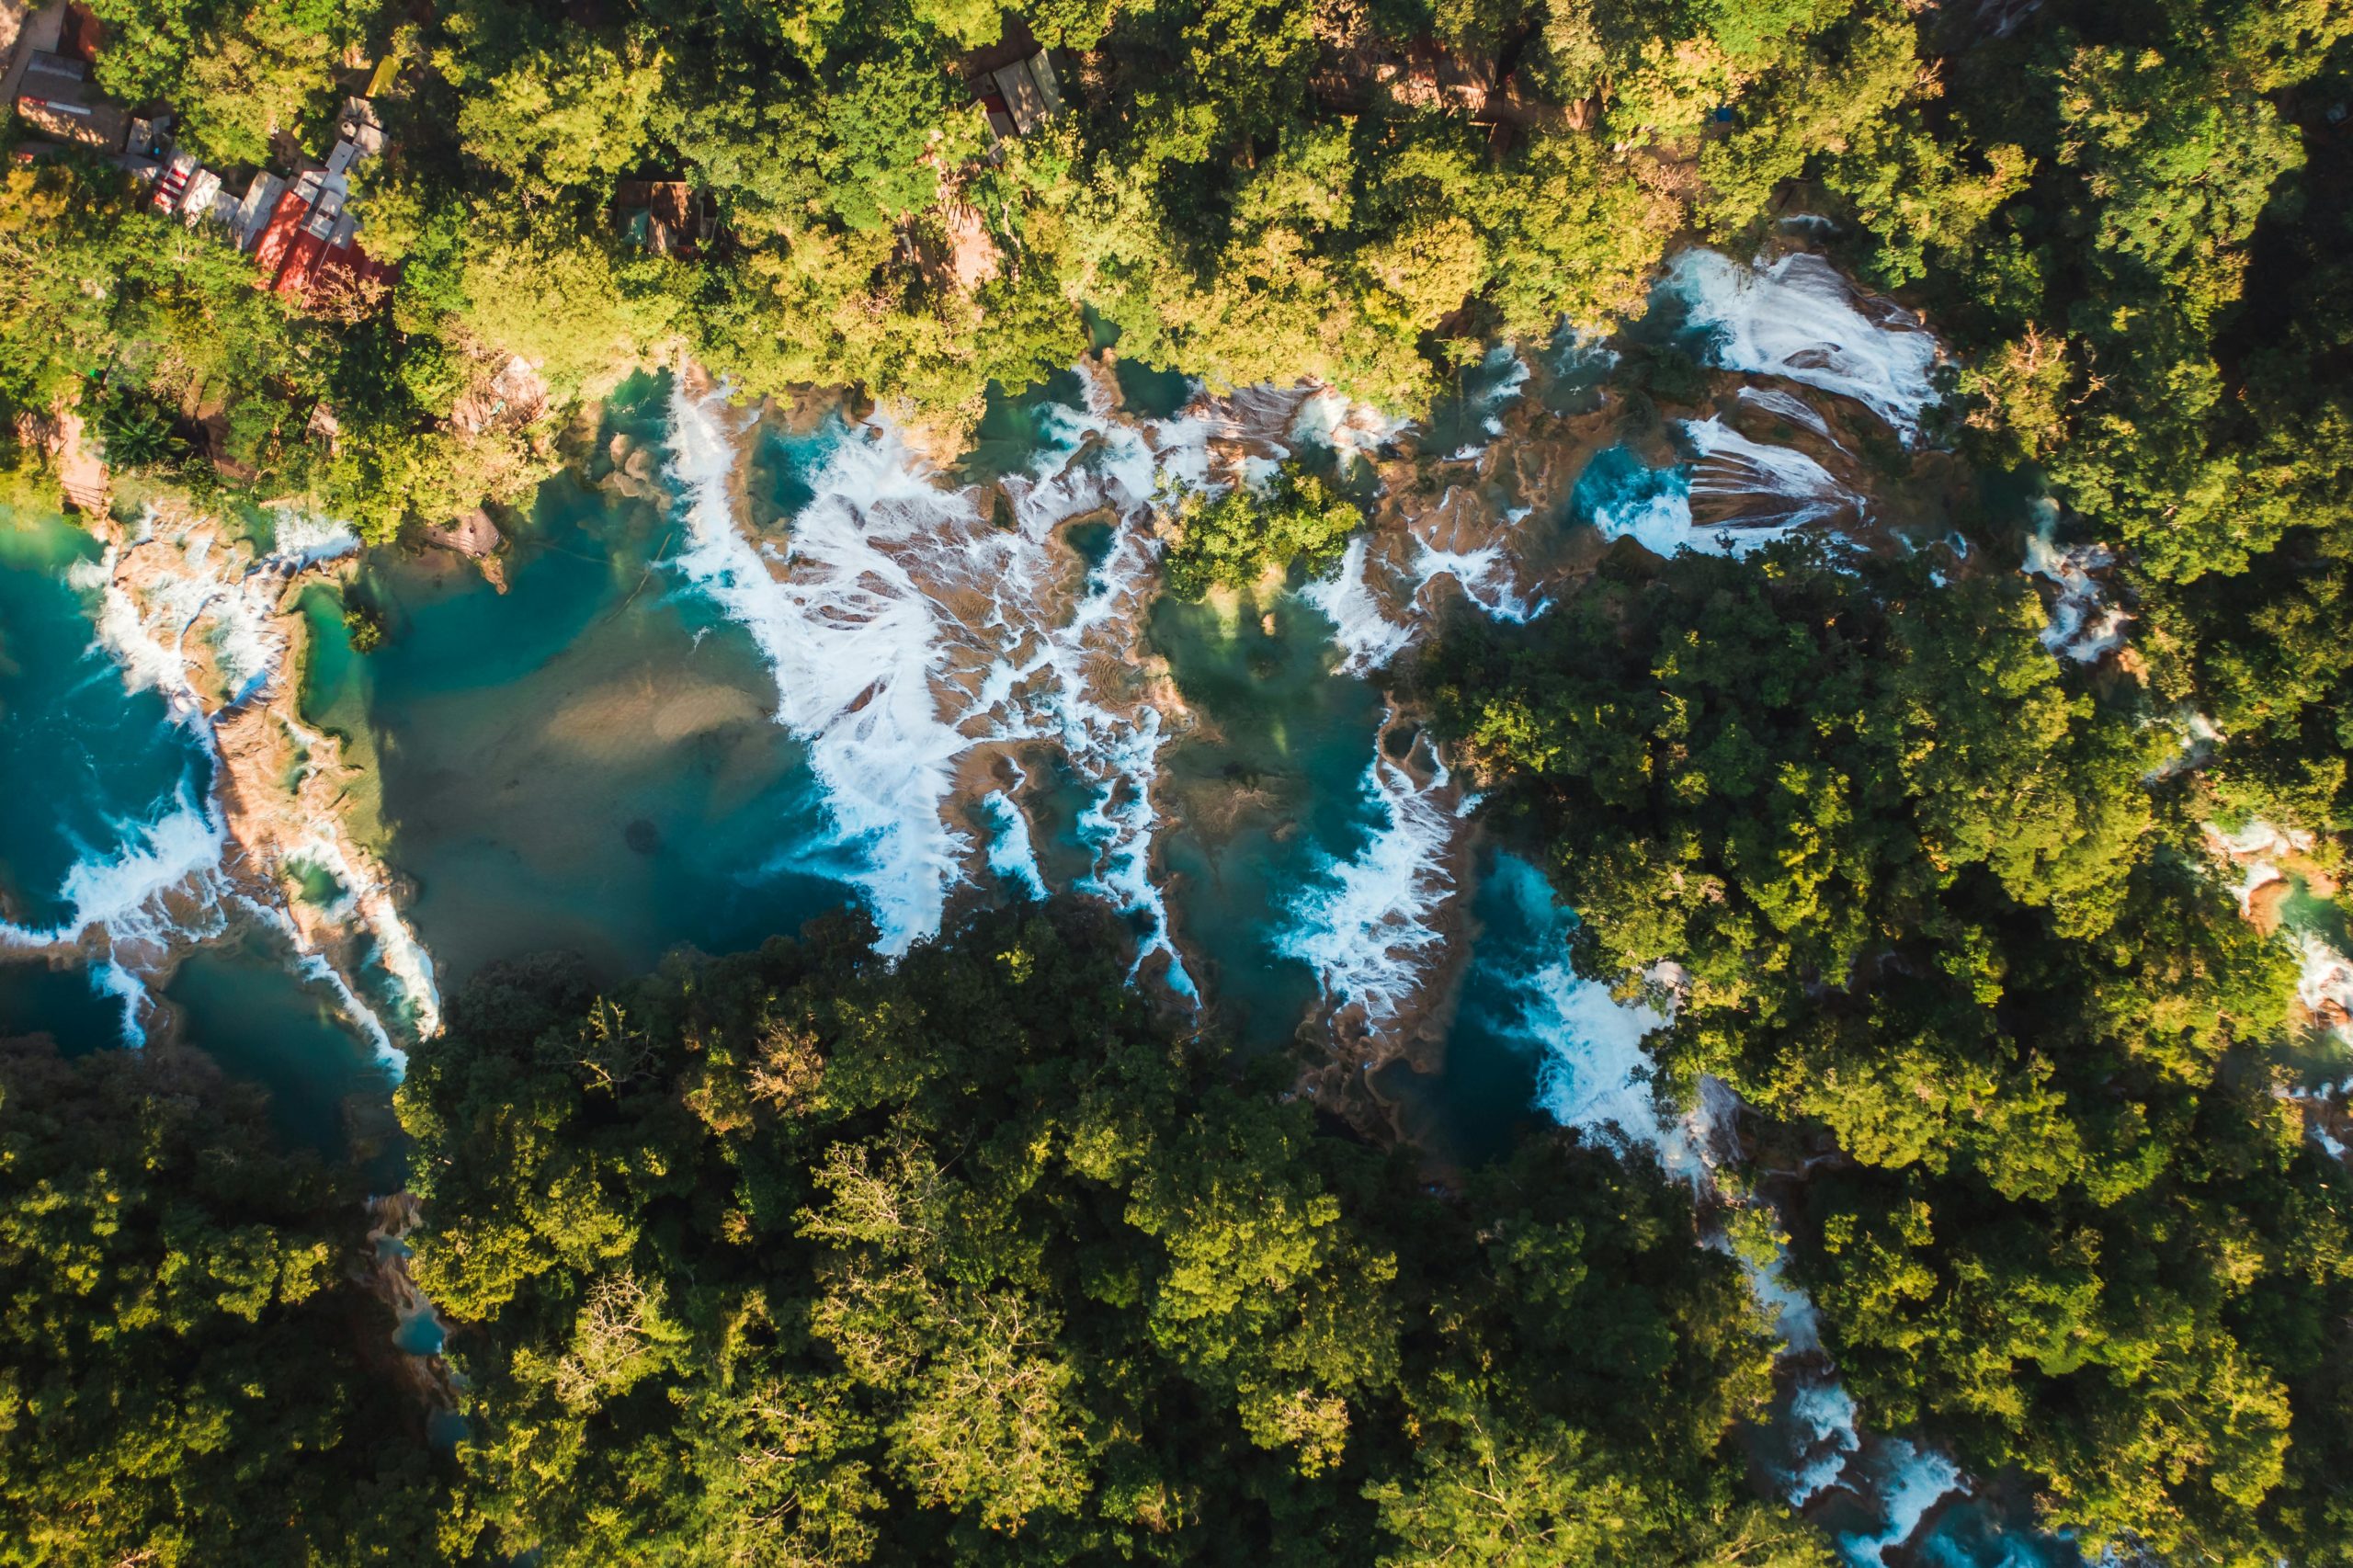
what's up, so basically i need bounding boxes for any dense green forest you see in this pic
[2,0,2341,579]
[4,0,2353,1558]
[5,907,1831,1564]
[1426,547,2353,1562]
[0,1037,439,1562]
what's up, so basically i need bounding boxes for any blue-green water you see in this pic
[0,512,210,936]
[1375,847,1558,1168]
[0,301,2128,1565]
[0,509,215,1042]
[161,926,400,1169]
[0,960,124,1049]
[312,390,861,988]
[1151,585,1397,1049]
[958,370,1089,486]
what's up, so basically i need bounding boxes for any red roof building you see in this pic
[248,187,312,278]
[246,180,396,309]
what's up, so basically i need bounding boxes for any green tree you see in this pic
[0,1037,442,1566]
[1164,466,1362,598]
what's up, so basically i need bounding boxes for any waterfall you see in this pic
[1665,249,1942,443]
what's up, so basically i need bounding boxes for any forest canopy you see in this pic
[3,0,2352,1558]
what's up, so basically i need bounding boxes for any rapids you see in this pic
[4,243,2091,1562]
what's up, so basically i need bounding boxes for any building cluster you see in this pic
[7,18,399,311]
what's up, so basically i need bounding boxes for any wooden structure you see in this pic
[249,167,395,309]
[969,48,1064,140]
[614,177,705,256]
[12,49,126,150]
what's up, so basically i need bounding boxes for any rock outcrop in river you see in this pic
[1,504,438,1056]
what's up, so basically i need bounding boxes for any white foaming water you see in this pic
[89,959,157,1043]
[51,510,441,1056]
[1302,492,1544,676]
[263,515,363,573]
[282,831,442,1050]
[1438,345,1531,460]
[980,789,1048,901]
[1527,963,1694,1167]
[4,788,225,947]
[1593,470,1704,558]
[2023,526,2130,663]
[82,511,291,712]
[0,786,230,1040]
[1290,384,1410,472]
[1478,853,1921,1534]
[2234,860,2284,915]
[1781,1375,1864,1506]
[665,373,1201,988]
[1666,250,1942,443]
[239,895,401,1064]
[1280,734,1460,1028]
[1744,1234,1828,1357]
[2208,818,2313,861]
[1838,1441,1965,1566]
[1684,416,1862,538]
[2299,935,2353,1046]
[665,382,976,953]
[993,459,1195,983]
[1738,385,1843,446]
[1474,854,1720,1176]
[983,376,1205,993]
[1413,535,1546,621]
[1301,536,1417,675]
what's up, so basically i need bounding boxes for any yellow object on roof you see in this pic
[365,54,397,97]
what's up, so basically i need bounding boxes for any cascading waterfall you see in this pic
[664,382,978,953]
[979,787,1049,901]
[1300,536,1417,676]
[1279,728,1462,1036]
[1462,853,1712,1171]
[662,370,1220,986]
[2022,523,2130,664]
[6,506,437,1058]
[1578,447,1705,557]
[1573,420,1863,561]
[0,785,229,1039]
[1685,416,1865,536]
[1836,1442,1968,1567]
[1464,853,1982,1557]
[1737,384,1845,446]
[2199,819,2353,1161]
[1411,528,1547,621]
[1665,249,1942,443]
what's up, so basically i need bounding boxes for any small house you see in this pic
[180,166,222,224]
[966,47,1064,140]
[13,51,128,152]
[231,172,285,250]
[614,178,699,256]
[152,150,197,212]
[335,97,387,158]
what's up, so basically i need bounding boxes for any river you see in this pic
[0,244,2109,1565]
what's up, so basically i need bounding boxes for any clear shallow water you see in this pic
[0,509,397,1159]
[1375,847,1575,1167]
[1150,585,1397,1048]
[0,959,125,1048]
[0,512,212,939]
[162,926,400,1169]
[0,509,216,1040]
[310,390,861,989]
